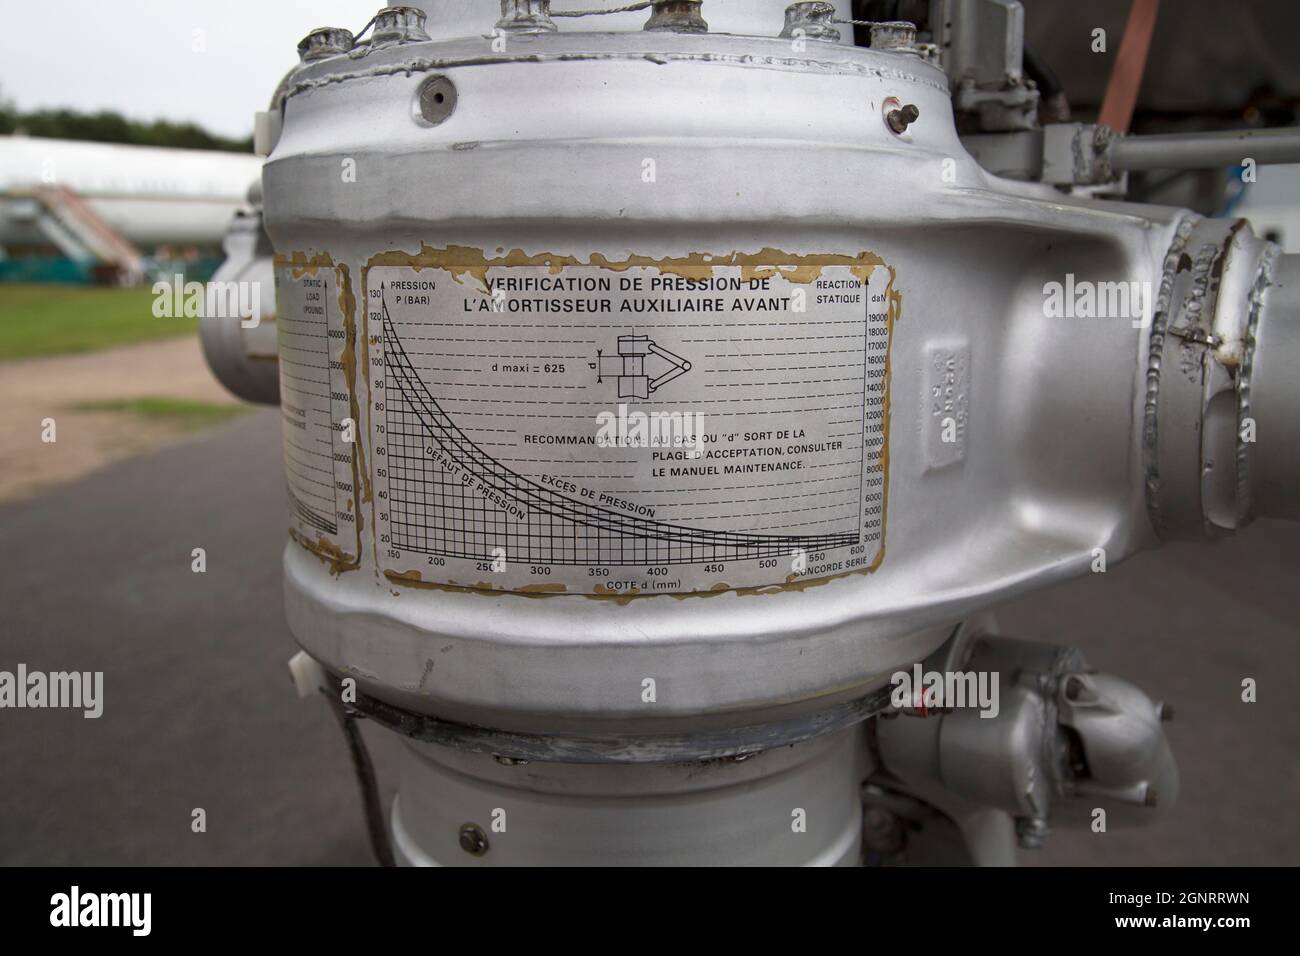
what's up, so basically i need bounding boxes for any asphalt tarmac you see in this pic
[0,409,1295,865]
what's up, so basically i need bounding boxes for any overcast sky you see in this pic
[1,0,371,139]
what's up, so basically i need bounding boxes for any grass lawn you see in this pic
[73,397,249,432]
[0,283,198,361]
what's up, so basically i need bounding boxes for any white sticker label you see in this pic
[275,262,360,565]
[365,258,891,593]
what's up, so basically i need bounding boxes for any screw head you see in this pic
[417,75,457,126]
[458,822,489,856]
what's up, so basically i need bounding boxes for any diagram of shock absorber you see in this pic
[363,259,891,593]
[596,335,692,398]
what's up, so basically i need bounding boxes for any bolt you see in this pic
[496,0,556,35]
[644,0,708,34]
[886,104,920,135]
[870,20,917,51]
[1065,675,1085,700]
[780,2,840,42]
[371,5,431,44]
[458,822,489,856]
[297,27,355,62]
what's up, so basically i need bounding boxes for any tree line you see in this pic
[0,98,252,153]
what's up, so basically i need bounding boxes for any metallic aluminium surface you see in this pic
[248,1,1299,865]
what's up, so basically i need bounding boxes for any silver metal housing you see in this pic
[254,6,1297,864]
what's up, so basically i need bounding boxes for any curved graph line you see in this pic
[382,294,858,561]
[289,487,336,535]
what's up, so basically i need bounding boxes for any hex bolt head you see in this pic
[780,2,840,42]
[372,5,431,44]
[496,0,557,34]
[644,1,708,34]
[458,822,489,856]
[297,27,355,62]
[886,104,920,135]
[870,20,918,51]
[417,75,458,126]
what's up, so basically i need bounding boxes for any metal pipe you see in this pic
[1108,127,1300,171]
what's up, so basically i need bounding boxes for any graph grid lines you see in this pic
[381,295,860,565]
